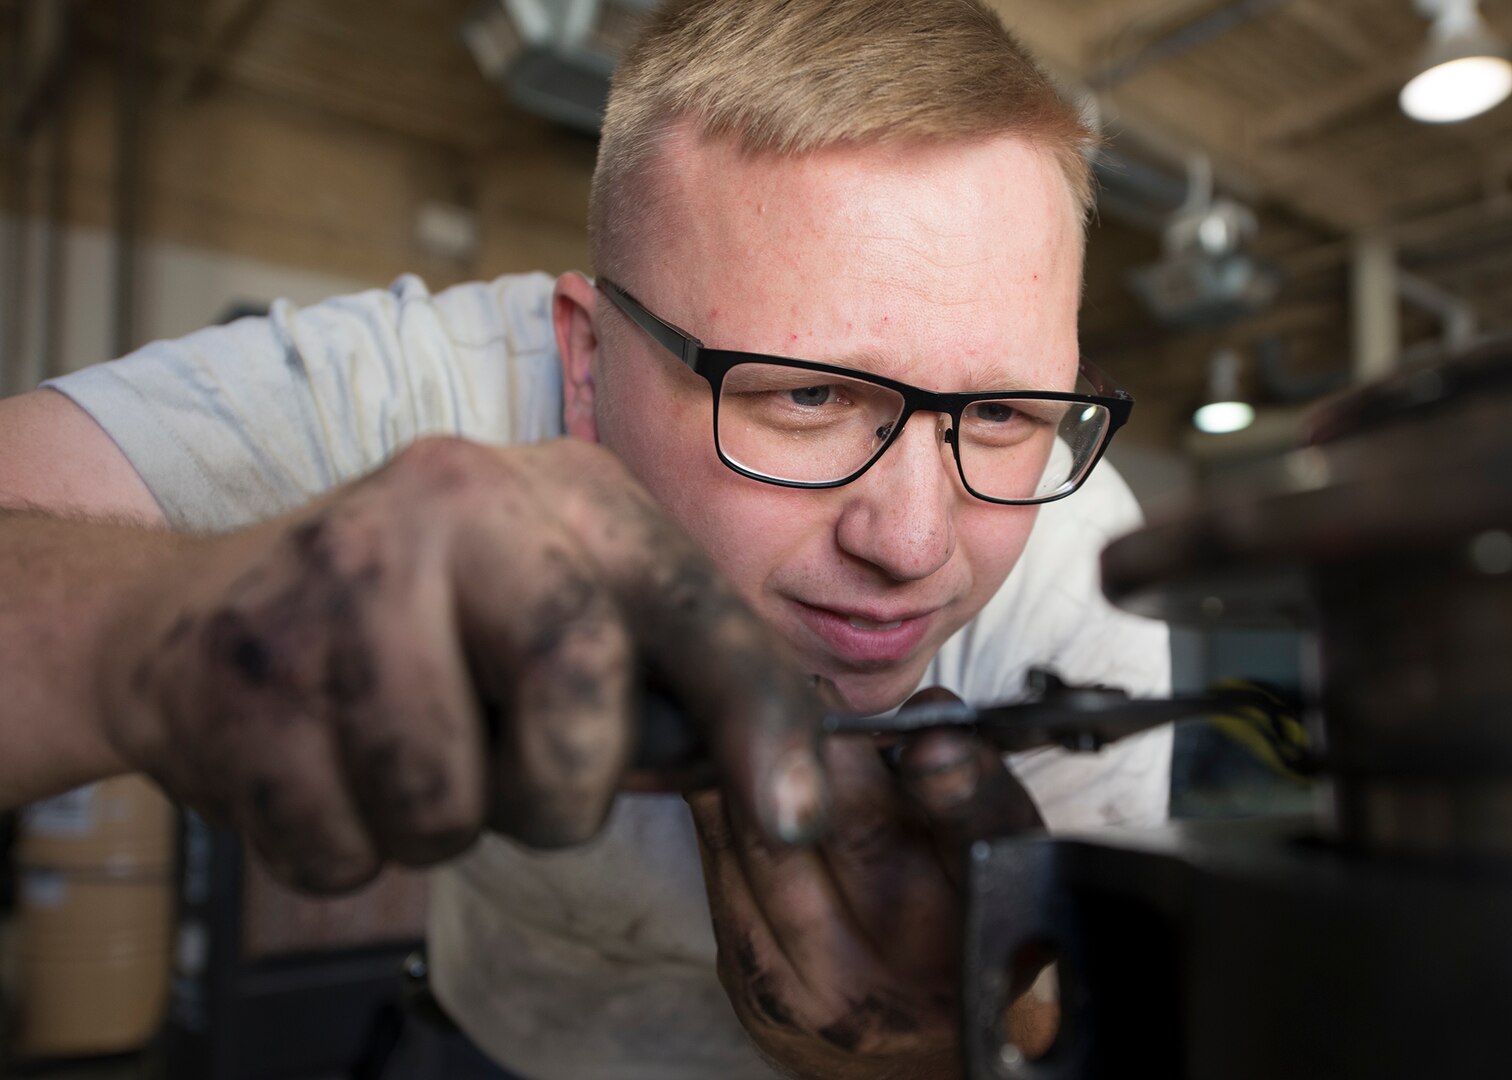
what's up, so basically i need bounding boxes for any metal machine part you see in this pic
[1103,340,1512,861]
[964,820,1512,1080]
[965,341,1512,1079]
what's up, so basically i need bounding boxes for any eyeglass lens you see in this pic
[715,362,1111,502]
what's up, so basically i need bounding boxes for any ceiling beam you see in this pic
[7,0,75,140]
[1256,50,1419,145]
[166,0,274,102]
[1085,0,1295,90]
[1285,0,1380,67]
[141,26,507,151]
[1080,0,1231,62]
[999,0,1395,233]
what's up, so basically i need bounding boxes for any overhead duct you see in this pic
[461,0,658,133]
[1126,155,1283,327]
[1091,150,1191,233]
[1063,88,1281,327]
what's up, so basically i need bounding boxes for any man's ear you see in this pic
[553,271,602,442]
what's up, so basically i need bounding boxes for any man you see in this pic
[0,1,1170,1077]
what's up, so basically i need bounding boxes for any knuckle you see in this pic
[510,695,629,797]
[380,821,480,865]
[491,712,628,846]
[264,845,382,896]
[546,444,659,526]
[287,851,383,895]
[523,557,611,654]
[199,606,297,694]
[537,602,632,690]
[240,775,380,894]
[347,734,482,855]
[388,436,500,500]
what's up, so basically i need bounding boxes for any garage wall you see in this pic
[2,213,373,392]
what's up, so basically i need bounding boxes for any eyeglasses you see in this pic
[597,278,1133,506]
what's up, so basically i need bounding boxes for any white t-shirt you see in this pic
[47,272,1171,1080]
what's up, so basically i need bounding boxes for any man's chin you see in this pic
[824,668,930,718]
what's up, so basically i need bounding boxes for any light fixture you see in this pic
[1193,400,1256,434]
[1129,155,1282,328]
[1193,347,1256,435]
[460,0,658,133]
[1401,0,1512,123]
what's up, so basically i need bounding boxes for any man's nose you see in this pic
[833,412,957,582]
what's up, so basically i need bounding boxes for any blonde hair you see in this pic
[589,0,1096,278]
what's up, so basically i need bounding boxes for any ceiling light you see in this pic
[1194,400,1257,435]
[1129,156,1283,327]
[1401,0,1512,123]
[1192,348,1255,435]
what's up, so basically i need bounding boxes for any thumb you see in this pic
[892,688,1044,861]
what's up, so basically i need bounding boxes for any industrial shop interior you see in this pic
[2,1,1510,1079]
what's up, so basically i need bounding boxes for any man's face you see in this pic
[573,130,1083,715]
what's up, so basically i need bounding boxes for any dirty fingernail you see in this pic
[901,730,977,775]
[911,756,983,812]
[901,733,983,811]
[769,747,828,844]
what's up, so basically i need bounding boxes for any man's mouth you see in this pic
[788,600,938,668]
[847,615,904,631]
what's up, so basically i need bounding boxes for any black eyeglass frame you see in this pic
[597,278,1134,506]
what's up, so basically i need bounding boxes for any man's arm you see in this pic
[0,388,829,890]
[0,389,165,523]
[0,390,170,803]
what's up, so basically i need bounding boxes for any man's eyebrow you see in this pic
[818,348,1050,393]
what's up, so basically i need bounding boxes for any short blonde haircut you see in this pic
[589,0,1096,279]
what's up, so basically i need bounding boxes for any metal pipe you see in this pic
[1351,231,1401,383]
[1092,148,1192,223]
[1398,271,1478,353]
[2,4,32,397]
[1087,0,1297,91]
[3,0,75,396]
[1,164,24,401]
[38,3,74,384]
[113,0,149,358]
[1,161,30,400]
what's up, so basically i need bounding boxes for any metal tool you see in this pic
[633,667,1277,776]
[822,668,1270,754]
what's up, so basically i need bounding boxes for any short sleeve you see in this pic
[43,272,563,532]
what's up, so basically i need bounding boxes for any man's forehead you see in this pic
[630,125,1076,260]
[615,124,1082,391]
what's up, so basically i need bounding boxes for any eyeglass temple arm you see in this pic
[598,279,702,369]
[1079,357,1133,402]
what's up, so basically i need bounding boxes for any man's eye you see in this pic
[788,385,833,407]
[972,402,1020,423]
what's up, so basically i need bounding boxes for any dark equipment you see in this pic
[963,342,1512,1079]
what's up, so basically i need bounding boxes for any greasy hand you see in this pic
[689,688,1042,1080]
[104,437,825,893]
